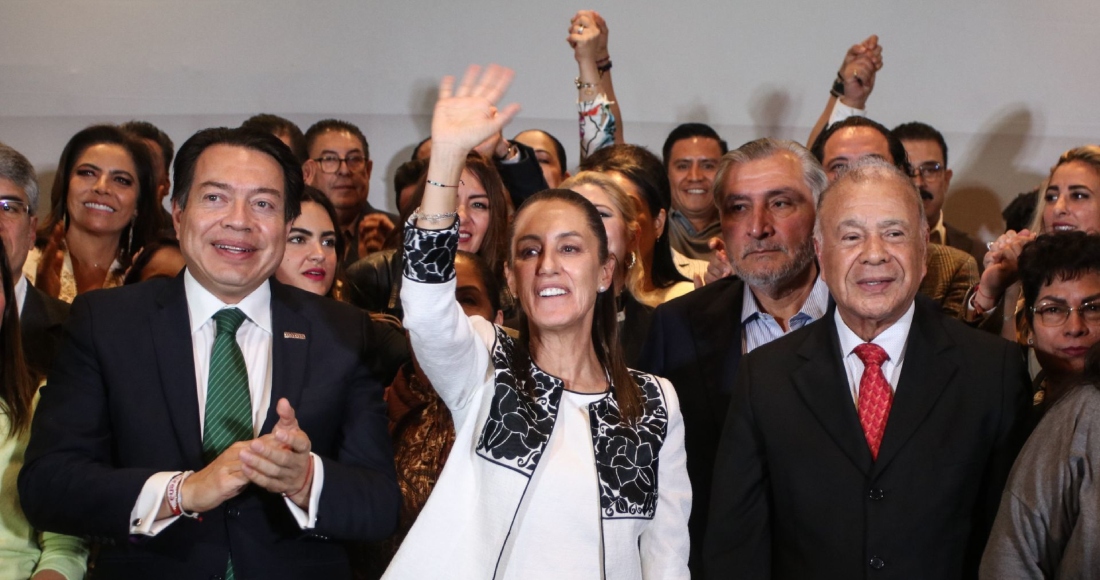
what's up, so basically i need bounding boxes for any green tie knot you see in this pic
[214,308,247,337]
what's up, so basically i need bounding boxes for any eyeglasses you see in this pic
[908,162,946,182]
[0,199,30,221]
[1031,301,1100,326]
[313,154,367,174]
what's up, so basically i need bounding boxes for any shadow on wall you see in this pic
[946,107,1045,243]
[36,169,57,217]
[749,86,799,144]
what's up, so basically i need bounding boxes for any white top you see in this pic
[501,390,606,580]
[14,275,27,316]
[835,302,916,406]
[127,270,323,535]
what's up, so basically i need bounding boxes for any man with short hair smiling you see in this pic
[640,138,830,576]
[20,127,400,579]
[662,123,728,262]
[706,158,1030,579]
[0,142,69,377]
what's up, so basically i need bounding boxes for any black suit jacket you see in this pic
[705,296,1032,580]
[20,283,70,378]
[637,277,746,576]
[19,276,400,580]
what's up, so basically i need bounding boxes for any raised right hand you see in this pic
[568,10,607,63]
[179,441,251,514]
[430,65,521,157]
[838,35,883,109]
[978,229,1036,301]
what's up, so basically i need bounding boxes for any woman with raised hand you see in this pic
[385,64,689,580]
[569,10,624,160]
[26,125,161,302]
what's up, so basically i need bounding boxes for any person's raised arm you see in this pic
[571,10,623,160]
[420,65,520,227]
[807,35,883,147]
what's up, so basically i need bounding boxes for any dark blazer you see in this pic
[20,284,70,378]
[944,221,987,271]
[497,140,550,208]
[637,276,746,576]
[19,276,400,580]
[705,296,1032,580]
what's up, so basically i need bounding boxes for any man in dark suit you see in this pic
[0,142,71,377]
[705,158,1031,579]
[639,138,831,576]
[20,127,400,579]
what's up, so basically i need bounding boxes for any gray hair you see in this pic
[712,138,828,211]
[0,142,38,215]
[813,156,927,243]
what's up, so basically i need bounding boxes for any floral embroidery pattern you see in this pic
[402,222,457,284]
[475,328,561,476]
[590,371,667,520]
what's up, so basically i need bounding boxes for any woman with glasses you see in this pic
[25,125,161,302]
[1013,231,1100,414]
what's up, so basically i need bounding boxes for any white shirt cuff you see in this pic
[829,101,865,126]
[129,471,181,536]
[282,453,324,529]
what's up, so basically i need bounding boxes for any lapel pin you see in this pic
[283,331,306,340]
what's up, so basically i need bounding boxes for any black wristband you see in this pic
[830,73,845,98]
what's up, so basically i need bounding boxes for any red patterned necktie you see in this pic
[854,343,893,460]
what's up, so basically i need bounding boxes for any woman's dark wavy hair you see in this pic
[0,238,36,436]
[579,144,689,288]
[299,185,345,299]
[405,152,510,281]
[507,189,641,423]
[1018,231,1100,324]
[37,124,162,271]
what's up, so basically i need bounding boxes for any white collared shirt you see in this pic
[835,302,916,407]
[14,275,27,316]
[741,276,830,354]
[130,270,323,535]
[930,211,948,246]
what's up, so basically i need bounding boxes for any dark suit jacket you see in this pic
[19,276,400,580]
[705,296,1032,580]
[944,221,987,271]
[20,283,70,378]
[637,277,746,576]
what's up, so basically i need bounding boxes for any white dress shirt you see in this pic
[129,270,323,535]
[741,276,830,354]
[835,302,916,406]
[14,275,27,316]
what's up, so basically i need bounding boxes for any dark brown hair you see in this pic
[0,238,36,436]
[508,189,641,423]
[38,124,162,270]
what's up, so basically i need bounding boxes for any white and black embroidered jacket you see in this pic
[384,223,691,580]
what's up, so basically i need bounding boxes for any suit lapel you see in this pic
[791,312,874,474]
[261,280,310,435]
[150,277,204,467]
[872,298,957,474]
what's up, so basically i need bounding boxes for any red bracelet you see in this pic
[166,473,184,516]
[287,456,314,500]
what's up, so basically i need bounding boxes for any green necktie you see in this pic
[203,308,252,580]
[203,307,254,463]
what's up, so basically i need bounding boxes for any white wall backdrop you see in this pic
[2,0,1098,242]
